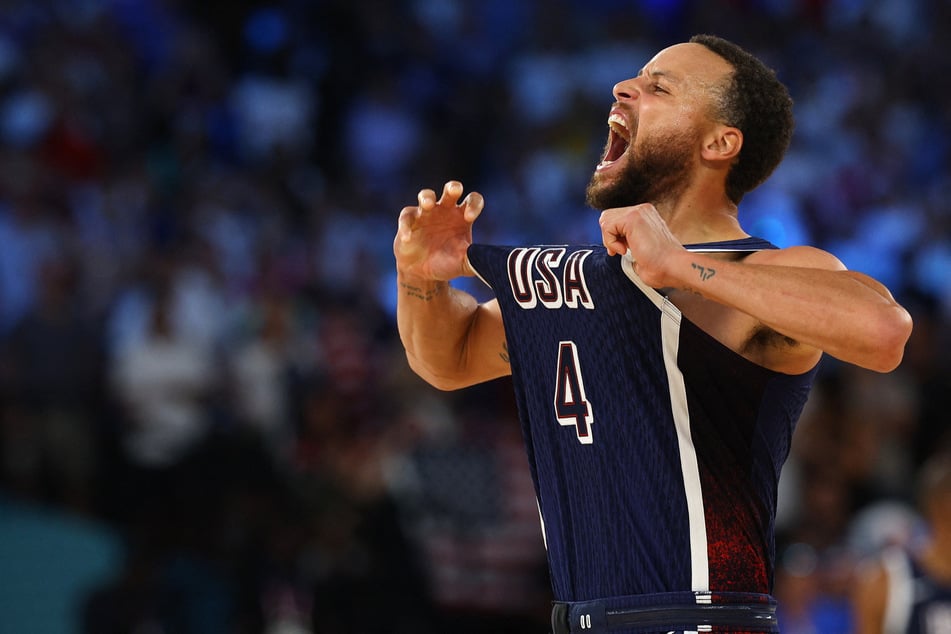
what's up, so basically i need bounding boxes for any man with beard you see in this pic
[393,35,912,634]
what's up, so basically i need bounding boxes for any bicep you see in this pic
[410,298,511,391]
[753,246,904,307]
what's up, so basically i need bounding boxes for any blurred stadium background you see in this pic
[0,0,948,632]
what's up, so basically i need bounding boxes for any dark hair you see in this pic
[689,34,794,204]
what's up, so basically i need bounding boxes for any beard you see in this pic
[585,128,696,211]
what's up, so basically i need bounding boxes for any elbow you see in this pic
[421,373,468,392]
[866,305,914,373]
[405,352,467,391]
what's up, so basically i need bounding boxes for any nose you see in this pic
[613,77,639,101]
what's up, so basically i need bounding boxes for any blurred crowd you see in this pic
[0,0,948,632]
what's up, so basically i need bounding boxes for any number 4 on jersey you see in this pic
[554,341,594,444]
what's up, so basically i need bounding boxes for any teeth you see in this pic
[608,113,629,138]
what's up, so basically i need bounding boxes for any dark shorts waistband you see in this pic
[551,591,779,634]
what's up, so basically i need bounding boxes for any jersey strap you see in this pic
[682,236,778,253]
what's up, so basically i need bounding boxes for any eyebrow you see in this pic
[637,67,682,83]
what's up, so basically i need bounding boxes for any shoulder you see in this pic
[747,245,901,301]
[744,245,847,271]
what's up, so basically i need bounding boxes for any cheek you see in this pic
[639,106,697,141]
[672,107,705,133]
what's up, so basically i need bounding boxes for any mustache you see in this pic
[587,130,695,210]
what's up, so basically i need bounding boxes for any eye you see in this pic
[651,83,668,94]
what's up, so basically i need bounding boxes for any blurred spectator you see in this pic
[0,254,105,513]
[774,542,855,634]
[0,154,61,333]
[110,282,217,471]
[227,294,298,462]
[851,453,951,633]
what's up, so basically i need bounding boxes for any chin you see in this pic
[586,167,615,201]
[586,173,634,211]
[584,178,607,210]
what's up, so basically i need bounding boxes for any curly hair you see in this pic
[689,34,794,204]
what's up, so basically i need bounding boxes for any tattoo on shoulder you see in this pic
[500,341,510,364]
[400,281,444,302]
[691,262,716,282]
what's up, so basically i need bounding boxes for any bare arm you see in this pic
[664,247,911,373]
[601,204,913,374]
[851,559,888,634]
[394,181,510,390]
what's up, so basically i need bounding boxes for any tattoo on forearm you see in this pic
[401,281,444,301]
[500,341,510,364]
[691,262,716,282]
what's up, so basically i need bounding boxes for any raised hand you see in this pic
[394,180,484,282]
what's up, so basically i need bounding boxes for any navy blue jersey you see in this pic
[882,546,951,633]
[466,240,817,604]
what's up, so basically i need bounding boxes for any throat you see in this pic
[663,209,745,246]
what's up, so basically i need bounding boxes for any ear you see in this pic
[701,125,742,163]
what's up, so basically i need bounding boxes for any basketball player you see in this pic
[394,35,913,633]
[853,453,951,633]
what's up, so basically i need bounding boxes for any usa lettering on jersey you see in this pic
[506,247,595,310]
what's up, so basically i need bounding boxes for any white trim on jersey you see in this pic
[621,254,710,592]
[536,497,549,551]
[882,546,914,634]
[468,254,493,288]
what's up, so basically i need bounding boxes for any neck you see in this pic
[653,190,745,244]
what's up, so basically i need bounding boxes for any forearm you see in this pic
[672,251,912,372]
[396,273,485,390]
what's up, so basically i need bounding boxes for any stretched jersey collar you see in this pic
[681,236,777,253]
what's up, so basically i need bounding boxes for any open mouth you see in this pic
[597,112,631,170]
